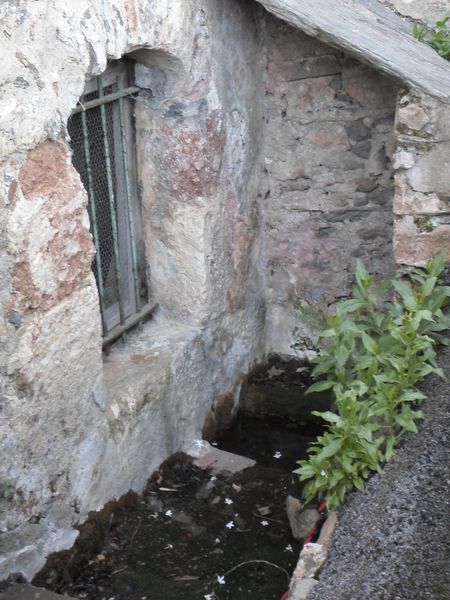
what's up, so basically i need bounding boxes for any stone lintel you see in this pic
[255,0,450,102]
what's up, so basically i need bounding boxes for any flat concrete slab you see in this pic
[194,447,256,475]
[0,584,76,599]
[255,0,450,102]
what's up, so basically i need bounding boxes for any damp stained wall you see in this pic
[0,0,266,579]
[0,0,449,582]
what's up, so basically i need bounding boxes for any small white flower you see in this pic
[320,469,328,479]
[217,575,226,585]
[210,476,217,482]
[214,537,221,544]
[224,497,233,505]
[226,521,235,529]
[261,520,269,527]
[164,544,173,550]
[285,544,294,552]
[195,439,208,449]
[273,451,282,459]
[204,595,213,600]
[165,509,173,517]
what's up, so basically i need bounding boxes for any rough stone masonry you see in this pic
[0,0,449,583]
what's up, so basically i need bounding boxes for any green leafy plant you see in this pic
[412,16,450,59]
[296,254,450,509]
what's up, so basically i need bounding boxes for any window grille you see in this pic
[68,61,155,346]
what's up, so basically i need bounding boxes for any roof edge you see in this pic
[256,0,450,103]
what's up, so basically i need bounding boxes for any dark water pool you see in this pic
[34,363,327,600]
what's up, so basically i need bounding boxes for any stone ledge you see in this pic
[255,0,450,102]
[191,445,256,475]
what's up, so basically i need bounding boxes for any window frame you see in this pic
[69,60,156,347]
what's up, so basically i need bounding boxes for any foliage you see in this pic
[295,254,450,509]
[412,16,450,59]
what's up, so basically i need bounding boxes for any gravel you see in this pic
[308,346,450,600]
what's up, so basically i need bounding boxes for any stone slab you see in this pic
[0,584,76,600]
[286,496,321,541]
[255,0,450,102]
[317,510,338,549]
[193,447,256,475]
[290,543,328,581]
[289,577,318,600]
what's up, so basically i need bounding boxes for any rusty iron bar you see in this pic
[98,75,126,325]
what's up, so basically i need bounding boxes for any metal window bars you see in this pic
[68,62,156,347]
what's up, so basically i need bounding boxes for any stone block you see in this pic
[193,447,256,475]
[393,149,415,170]
[286,496,321,540]
[393,185,448,216]
[351,140,372,159]
[289,577,318,600]
[309,126,349,150]
[347,120,372,142]
[317,510,338,549]
[290,543,328,580]
[0,584,76,600]
[394,215,450,265]
[407,143,450,196]
[270,55,341,82]
[396,103,430,132]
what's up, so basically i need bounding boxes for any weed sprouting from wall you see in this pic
[412,16,450,59]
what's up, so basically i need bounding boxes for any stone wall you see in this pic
[260,15,399,356]
[0,0,266,580]
[1,0,449,583]
[378,0,450,266]
[393,91,450,265]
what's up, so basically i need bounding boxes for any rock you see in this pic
[193,448,256,475]
[396,104,430,132]
[289,577,318,600]
[291,543,328,580]
[286,496,321,540]
[408,143,450,196]
[183,439,213,459]
[0,584,77,599]
[356,177,378,193]
[348,120,372,142]
[317,510,338,549]
[393,150,415,170]
[351,140,372,159]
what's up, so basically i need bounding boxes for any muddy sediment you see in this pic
[34,359,326,600]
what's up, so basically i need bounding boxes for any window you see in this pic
[68,61,154,346]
